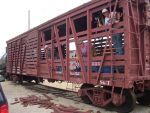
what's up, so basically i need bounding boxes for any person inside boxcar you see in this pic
[72,41,97,73]
[95,9,111,27]
[101,7,124,73]
[102,8,124,55]
[91,8,124,74]
[95,11,105,27]
[111,7,124,55]
[80,41,97,57]
[80,41,88,57]
[102,8,111,25]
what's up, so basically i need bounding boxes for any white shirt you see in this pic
[104,12,119,25]
[105,17,111,25]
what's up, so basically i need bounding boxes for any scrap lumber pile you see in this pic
[11,94,101,113]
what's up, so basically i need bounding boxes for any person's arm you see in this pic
[97,18,103,27]
[91,46,97,57]
[116,12,123,21]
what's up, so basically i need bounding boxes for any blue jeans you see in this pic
[112,33,124,55]
[91,66,124,73]
[92,66,111,73]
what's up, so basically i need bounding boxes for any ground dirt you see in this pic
[1,81,150,113]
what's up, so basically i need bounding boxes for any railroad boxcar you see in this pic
[6,0,150,112]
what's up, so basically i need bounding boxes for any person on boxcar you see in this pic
[80,41,88,57]
[102,8,111,25]
[112,8,124,55]
[80,41,97,57]
[101,7,124,72]
[92,8,123,74]
[95,11,105,27]
[102,8,124,55]
[75,41,97,72]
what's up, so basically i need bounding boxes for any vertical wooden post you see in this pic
[87,10,91,83]
[54,25,66,79]
[66,19,70,81]
[69,17,86,83]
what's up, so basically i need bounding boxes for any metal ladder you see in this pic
[142,1,150,76]
[128,0,144,76]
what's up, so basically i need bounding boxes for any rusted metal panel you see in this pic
[6,0,150,112]
[25,30,38,76]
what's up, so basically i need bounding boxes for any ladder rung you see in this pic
[130,64,141,66]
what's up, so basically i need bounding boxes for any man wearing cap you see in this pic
[102,8,111,25]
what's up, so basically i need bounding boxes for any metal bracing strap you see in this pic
[96,0,119,84]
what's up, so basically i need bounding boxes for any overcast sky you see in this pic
[0,0,91,58]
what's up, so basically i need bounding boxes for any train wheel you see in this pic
[5,73,11,81]
[117,90,136,113]
[80,83,94,104]
[12,75,19,83]
[8,74,13,81]
[27,79,32,83]
[35,78,39,84]
[18,75,23,84]
[137,90,150,106]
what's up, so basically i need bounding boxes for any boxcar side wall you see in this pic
[5,0,130,87]
[35,0,127,87]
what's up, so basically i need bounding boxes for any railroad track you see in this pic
[22,82,83,103]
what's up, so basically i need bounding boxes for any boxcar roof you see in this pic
[6,0,103,43]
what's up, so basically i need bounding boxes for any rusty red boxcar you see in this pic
[6,0,150,112]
